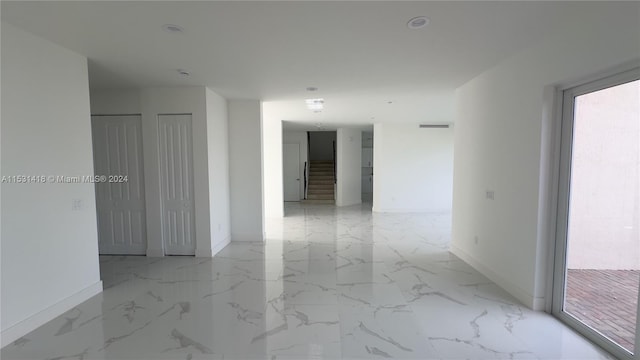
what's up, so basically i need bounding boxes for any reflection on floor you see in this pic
[2,203,613,359]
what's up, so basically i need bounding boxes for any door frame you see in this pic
[551,67,640,360]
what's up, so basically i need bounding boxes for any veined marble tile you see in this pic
[338,283,407,308]
[247,304,341,358]
[283,242,337,262]
[281,278,338,305]
[2,203,616,360]
[339,304,439,359]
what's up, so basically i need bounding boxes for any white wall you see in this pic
[451,3,640,310]
[372,123,454,213]
[229,100,264,241]
[89,89,141,114]
[205,88,231,255]
[90,86,231,256]
[283,131,308,200]
[261,102,284,220]
[336,128,362,207]
[1,23,102,345]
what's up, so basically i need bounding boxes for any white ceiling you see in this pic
[1,1,593,128]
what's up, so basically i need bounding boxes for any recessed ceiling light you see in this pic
[162,24,184,33]
[306,98,324,112]
[306,87,318,92]
[387,101,393,104]
[177,69,190,76]
[407,16,430,30]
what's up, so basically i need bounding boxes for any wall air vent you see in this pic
[419,124,450,129]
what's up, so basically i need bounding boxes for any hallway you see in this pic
[2,204,612,359]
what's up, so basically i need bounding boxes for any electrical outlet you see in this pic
[486,190,494,200]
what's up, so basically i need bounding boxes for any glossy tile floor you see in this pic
[2,203,614,359]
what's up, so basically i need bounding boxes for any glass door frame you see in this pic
[552,67,640,360]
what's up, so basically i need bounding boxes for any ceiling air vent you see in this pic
[419,124,450,129]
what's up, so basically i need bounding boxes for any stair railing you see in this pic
[333,140,337,184]
[303,161,308,199]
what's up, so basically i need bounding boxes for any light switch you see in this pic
[72,199,83,211]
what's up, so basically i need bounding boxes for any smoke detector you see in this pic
[407,16,430,30]
[162,24,184,33]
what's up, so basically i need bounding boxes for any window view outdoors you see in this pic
[565,79,640,354]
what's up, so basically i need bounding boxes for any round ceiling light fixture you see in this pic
[306,86,318,92]
[162,24,184,33]
[177,69,190,76]
[407,16,430,30]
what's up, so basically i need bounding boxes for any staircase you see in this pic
[305,160,335,204]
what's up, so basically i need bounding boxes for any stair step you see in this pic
[308,184,333,190]
[309,181,334,186]
[309,175,333,180]
[307,194,334,200]
[302,199,335,205]
[308,189,334,194]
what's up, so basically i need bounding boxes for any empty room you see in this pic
[1,1,639,359]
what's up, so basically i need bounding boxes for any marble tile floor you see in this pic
[2,203,615,360]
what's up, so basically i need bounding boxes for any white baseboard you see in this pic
[212,236,231,256]
[336,200,362,207]
[450,245,545,310]
[146,248,164,257]
[1,281,103,348]
[194,236,231,257]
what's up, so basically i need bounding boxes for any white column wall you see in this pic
[228,100,265,241]
[336,128,362,207]
[372,123,454,213]
[205,88,231,255]
[261,102,284,220]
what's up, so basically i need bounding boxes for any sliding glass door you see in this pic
[554,68,640,360]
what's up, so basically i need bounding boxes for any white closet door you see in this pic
[91,115,147,255]
[158,114,196,255]
[283,143,301,201]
